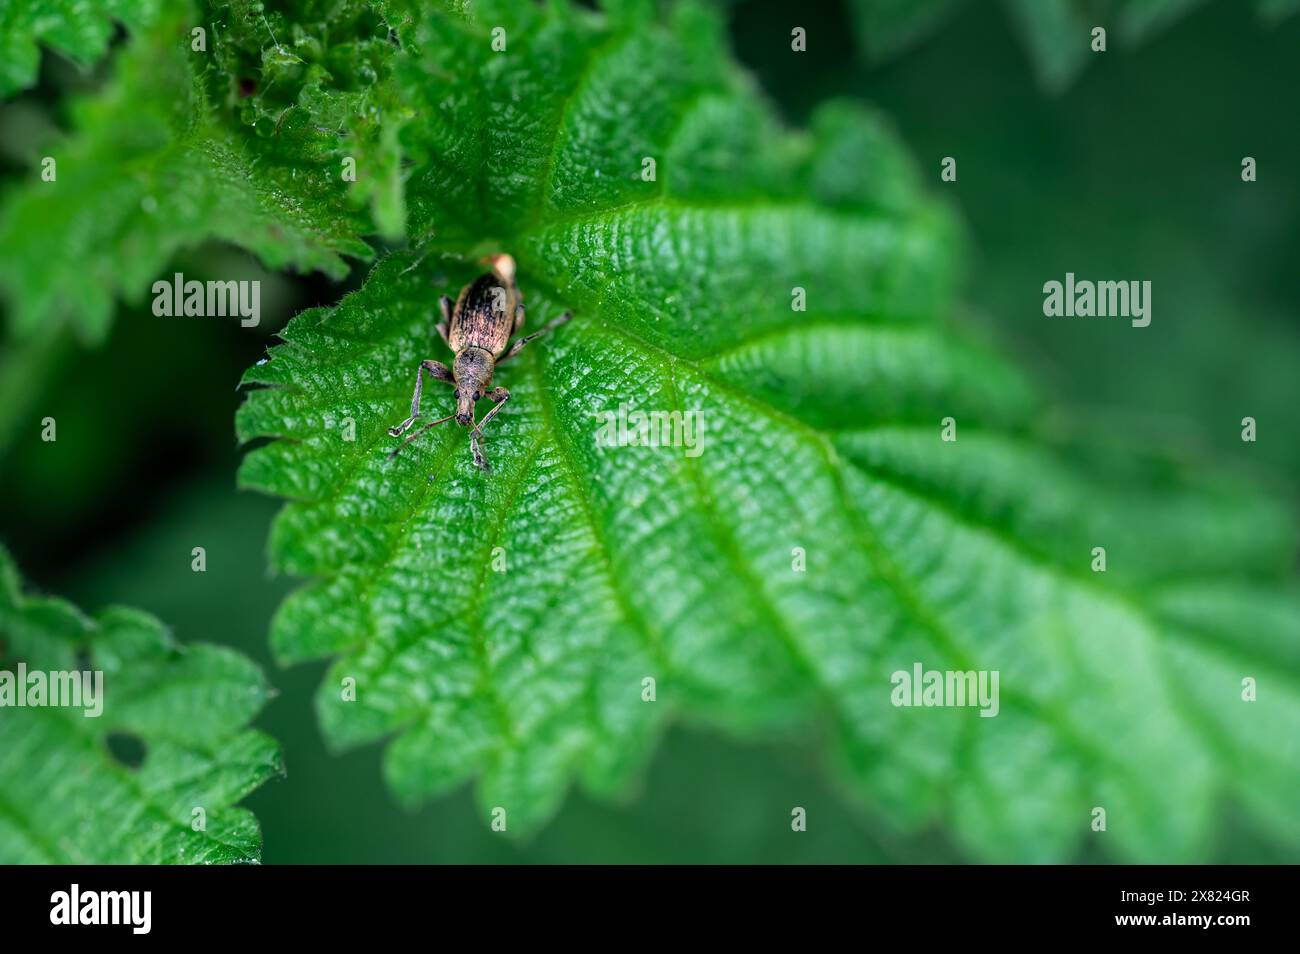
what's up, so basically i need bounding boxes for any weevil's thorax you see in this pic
[448,272,516,357]
[452,347,495,425]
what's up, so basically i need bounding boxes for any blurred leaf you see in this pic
[0,544,281,863]
[849,0,1298,91]
[848,0,962,61]
[237,0,1300,860]
[0,322,68,451]
[1000,0,1090,93]
[1260,0,1300,21]
[0,0,160,96]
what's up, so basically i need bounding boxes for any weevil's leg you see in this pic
[388,360,453,436]
[513,301,525,334]
[387,414,455,460]
[497,311,572,365]
[469,387,510,471]
[436,295,454,346]
[468,407,488,471]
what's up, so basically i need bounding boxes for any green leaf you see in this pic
[237,0,1300,859]
[0,2,387,343]
[0,0,161,96]
[0,544,281,863]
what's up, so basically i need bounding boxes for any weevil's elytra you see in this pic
[386,254,572,473]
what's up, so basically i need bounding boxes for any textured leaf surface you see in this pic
[0,546,280,863]
[850,0,1297,91]
[0,2,387,342]
[237,1,1300,859]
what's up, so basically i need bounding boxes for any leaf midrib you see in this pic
[522,275,1218,806]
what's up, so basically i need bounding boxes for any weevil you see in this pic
[386,254,572,472]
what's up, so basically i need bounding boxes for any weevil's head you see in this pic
[481,253,516,287]
[452,347,495,426]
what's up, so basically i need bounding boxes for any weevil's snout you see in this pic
[454,387,476,427]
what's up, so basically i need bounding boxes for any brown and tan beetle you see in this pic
[386,254,571,472]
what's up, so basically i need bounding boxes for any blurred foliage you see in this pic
[849,0,1300,92]
[737,0,1300,485]
[0,0,161,96]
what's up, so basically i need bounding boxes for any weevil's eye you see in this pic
[453,389,460,398]
[476,390,484,400]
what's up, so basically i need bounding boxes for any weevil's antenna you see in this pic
[387,414,455,460]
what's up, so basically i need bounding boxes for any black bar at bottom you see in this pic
[1,864,1293,940]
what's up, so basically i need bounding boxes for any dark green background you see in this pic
[1,0,1295,862]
